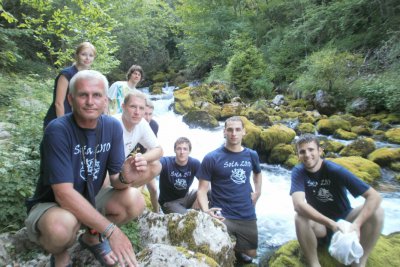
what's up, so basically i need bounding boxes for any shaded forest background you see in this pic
[0,0,399,231]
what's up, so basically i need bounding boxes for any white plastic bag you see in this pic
[328,219,364,265]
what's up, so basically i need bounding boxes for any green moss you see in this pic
[333,128,358,140]
[351,125,373,136]
[382,113,400,124]
[320,139,345,154]
[173,87,195,114]
[298,112,317,124]
[260,124,296,151]
[176,246,219,267]
[339,138,376,158]
[295,122,316,135]
[241,116,262,149]
[269,144,295,164]
[385,128,400,144]
[316,118,351,135]
[329,156,381,184]
[284,154,300,169]
[269,234,400,267]
[390,161,400,171]
[367,147,400,166]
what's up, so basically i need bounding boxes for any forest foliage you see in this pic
[0,0,399,231]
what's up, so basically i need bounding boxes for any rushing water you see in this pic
[146,87,400,264]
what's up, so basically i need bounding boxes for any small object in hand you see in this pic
[130,147,141,158]
[214,210,222,217]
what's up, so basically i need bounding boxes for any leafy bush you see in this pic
[227,44,272,99]
[354,69,400,112]
[0,74,51,232]
[293,48,363,104]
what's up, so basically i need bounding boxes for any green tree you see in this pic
[107,0,177,80]
[294,48,363,103]
[19,0,120,73]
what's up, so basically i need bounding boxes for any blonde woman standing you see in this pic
[43,41,96,128]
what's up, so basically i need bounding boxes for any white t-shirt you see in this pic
[107,81,138,115]
[118,117,160,158]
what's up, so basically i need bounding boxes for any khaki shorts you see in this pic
[25,187,114,244]
[224,218,258,251]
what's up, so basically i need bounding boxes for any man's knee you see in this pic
[38,208,79,245]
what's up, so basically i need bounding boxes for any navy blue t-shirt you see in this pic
[197,146,261,220]
[27,114,124,211]
[43,65,78,128]
[158,156,200,206]
[290,160,370,220]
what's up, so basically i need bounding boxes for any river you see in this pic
[145,86,400,265]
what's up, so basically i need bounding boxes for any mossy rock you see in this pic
[329,156,381,184]
[351,125,373,136]
[150,82,164,94]
[200,102,222,120]
[367,147,400,167]
[382,113,400,124]
[269,144,295,164]
[320,139,345,154]
[268,115,282,123]
[390,161,400,172]
[241,116,262,150]
[182,110,219,129]
[385,128,400,144]
[368,112,388,122]
[268,233,400,267]
[339,114,369,127]
[298,111,318,124]
[284,154,300,169]
[174,87,195,114]
[316,118,351,135]
[339,138,376,158]
[260,124,296,152]
[295,122,315,135]
[286,111,301,119]
[221,103,245,118]
[333,128,358,140]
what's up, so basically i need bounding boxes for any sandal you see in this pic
[49,255,72,267]
[78,234,116,266]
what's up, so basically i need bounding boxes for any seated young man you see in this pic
[158,137,201,214]
[290,134,384,267]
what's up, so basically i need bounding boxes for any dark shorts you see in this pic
[318,208,353,246]
[161,189,198,214]
[223,218,258,251]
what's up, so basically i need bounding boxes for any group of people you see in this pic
[25,41,384,267]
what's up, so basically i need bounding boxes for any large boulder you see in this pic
[260,124,296,152]
[268,144,296,165]
[182,110,219,129]
[136,244,219,267]
[268,233,400,267]
[173,87,195,114]
[241,116,262,150]
[339,138,376,158]
[138,210,235,266]
[368,147,400,167]
[385,128,400,144]
[329,156,381,184]
[313,90,337,116]
[316,117,351,135]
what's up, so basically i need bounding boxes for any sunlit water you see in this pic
[146,88,400,264]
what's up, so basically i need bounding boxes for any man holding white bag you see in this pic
[290,134,384,267]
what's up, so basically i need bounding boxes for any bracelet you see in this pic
[118,172,130,184]
[100,223,116,241]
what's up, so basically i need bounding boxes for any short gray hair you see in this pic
[69,70,109,95]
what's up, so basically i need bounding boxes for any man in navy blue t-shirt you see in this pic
[290,134,384,267]
[197,116,262,264]
[25,70,146,267]
[159,137,201,214]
